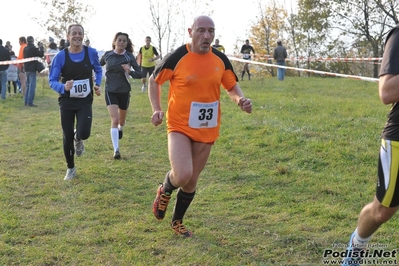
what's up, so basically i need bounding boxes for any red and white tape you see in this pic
[228,54,382,62]
[0,57,45,65]
[229,57,379,82]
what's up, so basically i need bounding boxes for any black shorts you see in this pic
[377,139,399,207]
[105,91,130,110]
[141,66,155,78]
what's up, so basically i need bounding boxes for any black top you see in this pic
[23,43,44,72]
[0,45,10,71]
[379,25,399,140]
[59,46,94,109]
[240,44,255,60]
[100,50,143,93]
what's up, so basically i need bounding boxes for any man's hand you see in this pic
[238,97,252,113]
[151,111,164,126]
[94,85,101,96]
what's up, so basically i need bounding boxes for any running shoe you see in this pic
[64,167,76,180]
[152,184,171,220]
[171,220,192,237]
[118,129,123,139]
[113,150,121,159]
[342,232,362,266]
[74,131,85,157]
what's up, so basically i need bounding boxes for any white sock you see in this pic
[110,128,119,151]
[352,228,372,249]
[118,124,124,131]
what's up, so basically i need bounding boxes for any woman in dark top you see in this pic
[100,32,143,159]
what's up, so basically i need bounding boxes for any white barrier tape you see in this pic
[229,57,379,83]
[228,54,382,62]
[0,57,44,65]
[286,57,382,62]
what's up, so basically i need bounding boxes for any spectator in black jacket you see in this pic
[0,39,11,99]
[23,36,44,107]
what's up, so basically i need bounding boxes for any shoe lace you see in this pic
[158,193,170,211]
[172,220,190,235]
[75,140,83,149]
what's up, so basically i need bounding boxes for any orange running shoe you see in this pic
[171,220,192,237]
[152,184,171,220]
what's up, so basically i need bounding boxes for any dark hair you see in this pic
[49,42,57,50]
[10,51,15,56]
[59,39,65,49]
[19,36,27,43]
[0,39,2,45]
[112,32,133,53]
[27,36,34,44]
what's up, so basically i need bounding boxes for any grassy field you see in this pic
[0,74,397,265]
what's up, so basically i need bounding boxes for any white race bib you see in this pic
[243,53,250,59]
[69,79,91,98]
[188,101,219,128]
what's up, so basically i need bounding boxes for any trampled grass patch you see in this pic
[0,75,396,265]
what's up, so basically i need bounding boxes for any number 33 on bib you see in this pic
[188,101,219,128]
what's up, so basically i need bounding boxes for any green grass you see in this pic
[0,74,397,265]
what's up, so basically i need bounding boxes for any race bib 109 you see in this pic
[69,79,91,98]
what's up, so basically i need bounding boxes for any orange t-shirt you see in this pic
[154,44,238,143]
[17,43,27,70]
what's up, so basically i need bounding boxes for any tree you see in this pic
[34,0,93,42]
[295,0,331,76]
[173,0,214,47]
[251,0,288,77]
[375,0,399,25]
[250,0,331,78]
[148,0,175,59]
[330,0,398,78]
[239,0,399,79]
[148,0,214,59]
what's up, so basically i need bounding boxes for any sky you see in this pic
[1,0,297,56]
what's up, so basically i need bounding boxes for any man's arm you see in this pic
[138,47,145,65]
[226,84,252,113]
[17,46,24,70]
[152,47,160,61]
[379,74,399,105]
[148,74,164,126]
[90,49,103,86]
